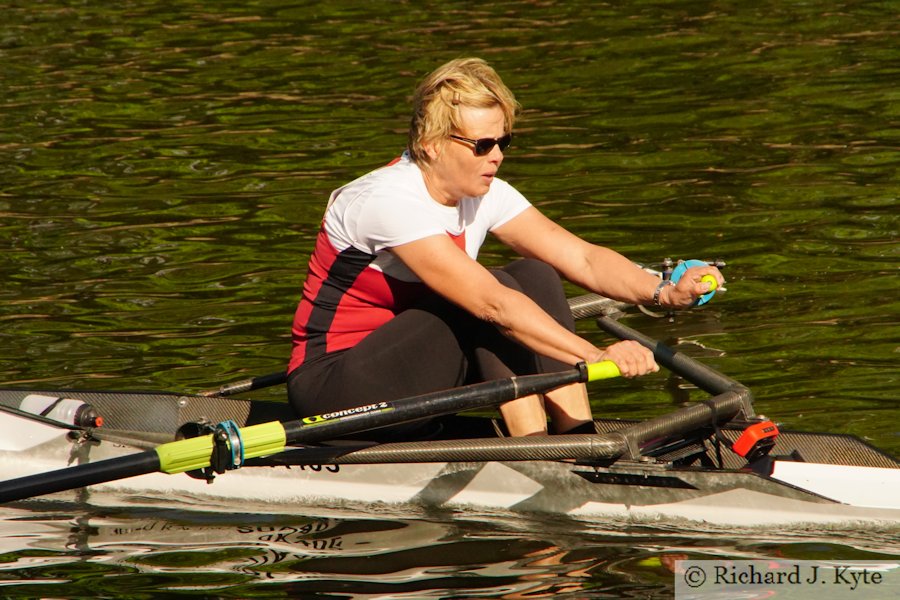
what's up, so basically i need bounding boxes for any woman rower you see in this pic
[287,57,723,438]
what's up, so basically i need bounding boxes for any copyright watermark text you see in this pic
[675,560,899,598]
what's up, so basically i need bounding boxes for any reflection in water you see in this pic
[1,503,897,598]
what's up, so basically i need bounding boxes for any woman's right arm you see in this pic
[390,235,657,377]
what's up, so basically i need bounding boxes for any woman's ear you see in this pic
[422,139,441,161]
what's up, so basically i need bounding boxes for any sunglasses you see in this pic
[449,133,512,156]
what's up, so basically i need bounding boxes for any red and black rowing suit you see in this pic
[287,155,574,438]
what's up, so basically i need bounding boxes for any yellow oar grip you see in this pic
[701,274,718,291]
[587,360,621,381]
[156,421,287,474]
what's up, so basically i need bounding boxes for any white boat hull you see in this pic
[2,410,898,527]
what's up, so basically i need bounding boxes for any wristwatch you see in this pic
[653,280,675,306]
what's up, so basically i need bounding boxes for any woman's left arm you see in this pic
[492,207,723,308]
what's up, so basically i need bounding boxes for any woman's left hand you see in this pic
[663,266,725,308]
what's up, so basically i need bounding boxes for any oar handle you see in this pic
[701,274,718,291]
[586,360,621,381]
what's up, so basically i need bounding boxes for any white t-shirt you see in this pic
[290,154,531,369]
[323,154,530,280]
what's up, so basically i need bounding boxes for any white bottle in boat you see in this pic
[18,394,104,427]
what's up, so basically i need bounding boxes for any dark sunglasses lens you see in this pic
[474,134,512,156]
[473,139,494,156]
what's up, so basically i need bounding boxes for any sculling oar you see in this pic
[0,361,620,503]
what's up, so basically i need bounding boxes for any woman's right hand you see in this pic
[596,340,658,378]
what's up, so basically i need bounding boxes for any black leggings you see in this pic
[287,259,575,438]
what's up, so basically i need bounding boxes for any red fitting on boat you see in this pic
[732,420,779,460]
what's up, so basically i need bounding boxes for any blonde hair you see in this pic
[407,58,519,164]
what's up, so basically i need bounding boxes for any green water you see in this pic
[1,1,897,597]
